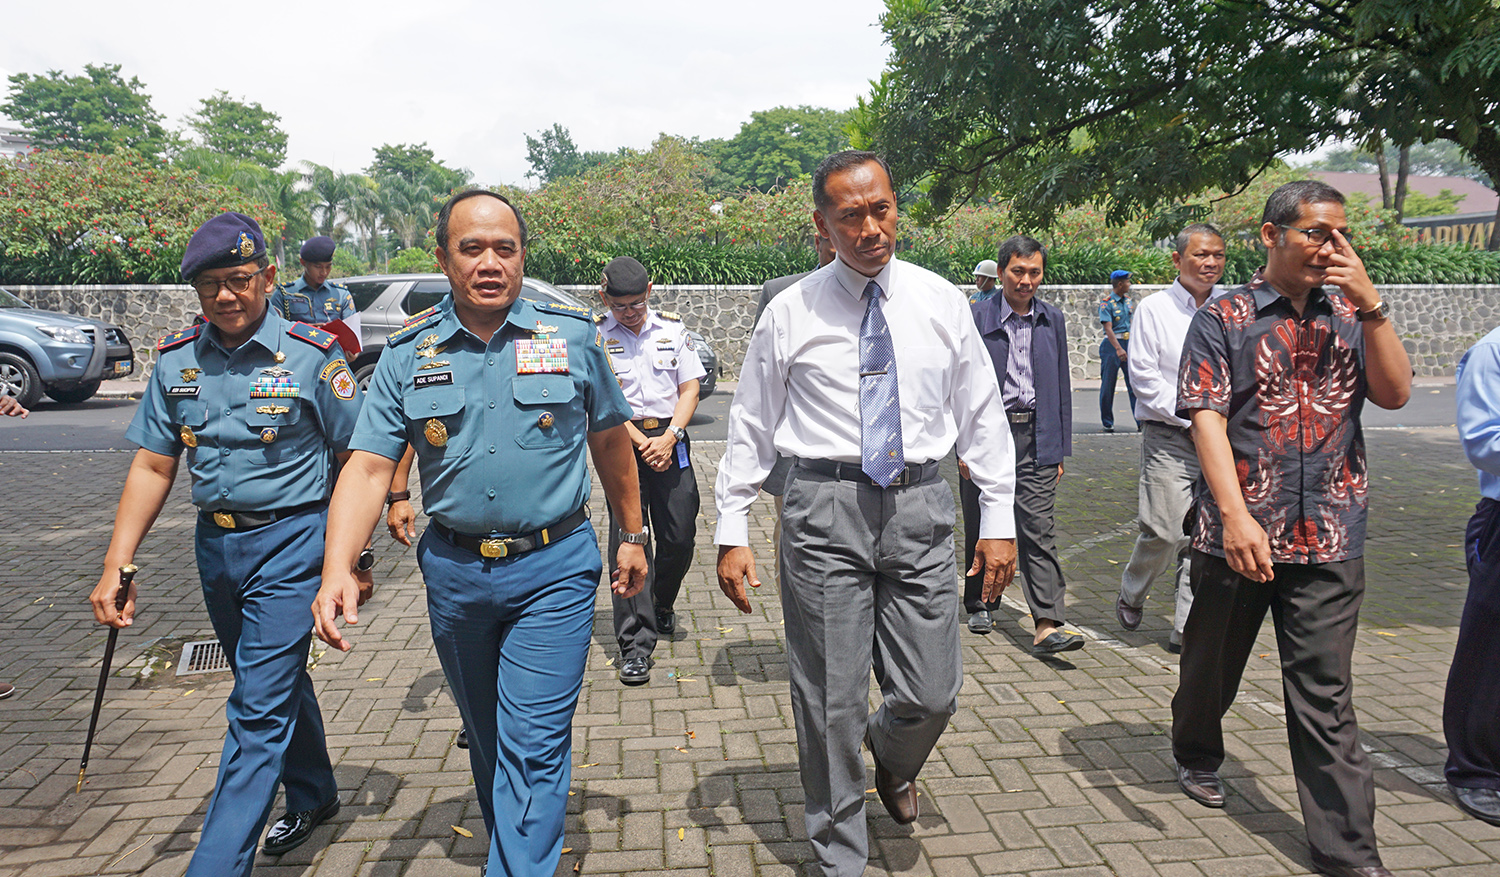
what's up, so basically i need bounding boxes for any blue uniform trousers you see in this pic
[1445,497,1500,790]
[1099,338,1137,430]
[186,507,338,877]
[418,521,600,877]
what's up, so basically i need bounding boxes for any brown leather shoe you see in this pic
[1176,761,1225,808]
[1310,852,1393,877]
[867,733,918,824]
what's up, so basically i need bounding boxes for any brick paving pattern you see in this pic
[0,427,1492,876]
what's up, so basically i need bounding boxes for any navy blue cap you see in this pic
[300,236,336,262]
[181,212,266,281]
[1110,269,1132,282]
[602,256,650,295]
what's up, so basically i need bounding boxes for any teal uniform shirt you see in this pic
[271,278,357,324]
[350,297,632,535]
[126,313,362,510]
[1099,291,1134,335]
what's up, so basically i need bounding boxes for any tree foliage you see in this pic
[186,91,288,169]
[524,124,616,184]
[707,105,853,192]
[1,63,174,158]
[861,0,1500,247]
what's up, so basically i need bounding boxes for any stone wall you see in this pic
[12,282,1498,381]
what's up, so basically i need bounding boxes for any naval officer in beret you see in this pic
[270,235,359,334]
[313,190,648,877]
[596,255,705,686]
[89,212,366,875]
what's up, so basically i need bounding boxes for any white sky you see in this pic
[0,0,892,186]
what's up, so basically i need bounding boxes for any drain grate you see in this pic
[177,640,231,676]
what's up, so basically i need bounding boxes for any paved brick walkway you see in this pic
[0,428,1493,876]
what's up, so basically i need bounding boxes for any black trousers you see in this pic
[960,420,1066,622]
[608,427,700,659]
[1445,497,1500,790]
[1173,550,1380,870]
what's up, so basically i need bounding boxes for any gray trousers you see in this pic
[1118,420,1198,642]
[781,463,962,877]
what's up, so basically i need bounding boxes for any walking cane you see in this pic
[77,564,137,793]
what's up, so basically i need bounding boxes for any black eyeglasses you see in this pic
[1278,225,1354,246]
[191,266,267,297]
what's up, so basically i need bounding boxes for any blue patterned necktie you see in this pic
[859,280,905,486]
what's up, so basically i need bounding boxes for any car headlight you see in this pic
[36,324,91,344]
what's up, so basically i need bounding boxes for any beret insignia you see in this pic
[237,232,254,258]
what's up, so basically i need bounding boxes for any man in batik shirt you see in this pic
[1170,180,1411,877]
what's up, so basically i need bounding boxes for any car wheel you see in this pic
[46,380,102,404]
[0,352,43,409]
[355,362,377,394]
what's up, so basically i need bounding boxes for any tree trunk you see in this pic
[1467,129,1500,250]
[1375,139,1392,210]
[1393,144,1410,223]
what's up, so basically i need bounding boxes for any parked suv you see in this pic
[341,274,719,395]
[0,287,136,406]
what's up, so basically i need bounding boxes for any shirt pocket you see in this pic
[171,399,208,456]
[405,386,467,452]
[899,346,948,411]
[652,351,680,373]
[245,403,305,465]
[512,374,580,449]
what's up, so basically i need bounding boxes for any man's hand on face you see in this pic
[1321,229,1379,310]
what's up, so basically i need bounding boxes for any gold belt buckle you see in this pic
[640,417,659,429]
[213,512,236,529]
[479,538,509,559]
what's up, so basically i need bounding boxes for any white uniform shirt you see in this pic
[715,256,1017,546]
[598,309,707,421]
[1130,279,1221,428]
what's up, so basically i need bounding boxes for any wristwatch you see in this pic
[618,527,650,545]
[387,490,411,505]
[1355,301,1389,322]
[668,425,686,442]
[356,548,376,571]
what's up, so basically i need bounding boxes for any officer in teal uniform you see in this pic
[270,236,358,327]
[89,212,365,877]
[312,190,649,877]
[1099,269,1138,431]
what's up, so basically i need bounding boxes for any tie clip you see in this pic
[860,369,888,377]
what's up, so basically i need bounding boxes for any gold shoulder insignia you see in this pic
[658,310,682,322]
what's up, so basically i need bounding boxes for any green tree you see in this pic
[1,63,174,157]
[368,142,469,191]
[185,91,288,169]
[174,147,312,264]
[524,124,615,184]
[709,105,853,192]
[860,0,1500,247]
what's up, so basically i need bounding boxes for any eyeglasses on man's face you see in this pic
[192,266,267,298]
[607,299,648,313]
[1278,225,1355,246]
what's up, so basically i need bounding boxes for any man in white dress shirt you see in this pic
[1116,223,1226,651]
[714,150,1019,877]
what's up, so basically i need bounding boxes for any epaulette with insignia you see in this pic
[403,304,443,326]
[329,281,349,289]
[386,308,445,346]
[531,300,594,320]
[658,310,682,322]
[593,311,607,323]
[288,321,336,350]
[157,324,202,352]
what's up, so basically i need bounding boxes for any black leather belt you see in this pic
[794,458,940,487]
[1006,409,1035,424]
[632,419,670,435]
[434,506,588,559]
[201,500,325,530]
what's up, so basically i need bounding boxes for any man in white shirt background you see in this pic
[713,150,1018,877]
[1116,223,1226,652]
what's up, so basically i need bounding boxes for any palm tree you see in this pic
[303,162,358,238]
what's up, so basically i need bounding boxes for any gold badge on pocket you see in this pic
[180,426,198,448]
[425,418,448,447]
[260,427,278,443]
[538,412,554,429]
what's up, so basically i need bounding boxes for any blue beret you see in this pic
[181,212,266,281]
[1110,269,1132,282]
[602,256,650,295]
[300,235,337,262]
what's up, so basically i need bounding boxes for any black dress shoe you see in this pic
[655,609,676,635]
[1116,598,1143,631]
[263,796,340,854]
[456,728,468,749]
[967,610,993,634]
[866,732,918,824]
[1453,784,1500,826]
[619,655,651,686]
[1176,762,1225,808]
[1032,631,1084,655]
[1310,851,1394,877]
[1166,640,1182,655]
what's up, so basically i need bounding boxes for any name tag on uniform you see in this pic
[168,385,200,397]
[516,338,569,374]
[414,371,454,388]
